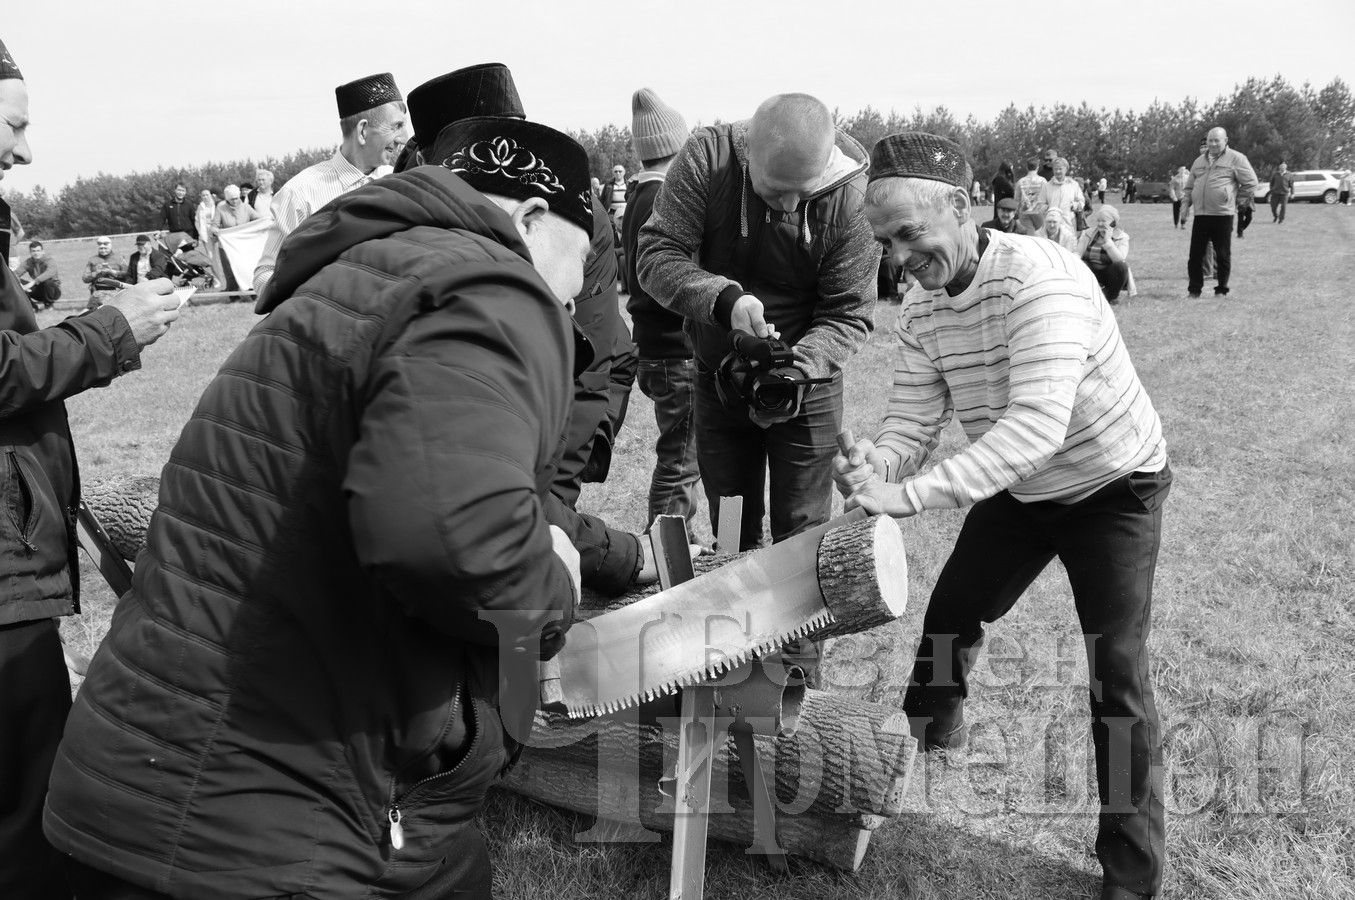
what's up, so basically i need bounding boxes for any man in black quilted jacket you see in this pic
[46,117,589,900]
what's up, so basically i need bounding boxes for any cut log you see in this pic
[500,688,915,872]
[83,475,160,561]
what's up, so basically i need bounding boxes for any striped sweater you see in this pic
[876,231,1166,510]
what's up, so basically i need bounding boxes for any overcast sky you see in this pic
[3,0,1352,194]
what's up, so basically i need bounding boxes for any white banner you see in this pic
[214,218,270,292]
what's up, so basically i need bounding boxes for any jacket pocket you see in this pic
[3,448,40,554]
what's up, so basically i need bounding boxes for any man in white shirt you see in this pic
[1014,159,1047,232]
[252,73,407,300]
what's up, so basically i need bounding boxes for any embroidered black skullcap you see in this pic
[869,132,972,190]
[431,117,593,236]
[0,37,23,81]
[408,63,525,144]
[334,72,403,119]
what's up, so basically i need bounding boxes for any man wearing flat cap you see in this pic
[981,196,1034,235]
[400,63,656,594]
[46,114,590,898]
[252,72,408,296]
[835,132,1171,900]
[0,36,184,900]
[638,92,877,551]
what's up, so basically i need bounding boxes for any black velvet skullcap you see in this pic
[0,37,23,81]
[431,116,593,236]
[869,132,972,190]
[334,72,403,119]
[408,63,525,144]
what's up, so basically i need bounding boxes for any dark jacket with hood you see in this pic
[636,121,877,380]
[0,267,141,626]
[44,167,576,899]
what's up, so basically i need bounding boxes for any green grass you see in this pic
[53,200,1355,899]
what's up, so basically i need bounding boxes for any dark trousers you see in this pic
[1089,258,1129,302]
[638,357,701,534]
[27,280,61,308]
[0,618,72,900]
[1270,193,1288,223]
[1236,204,1253,237]
[904,467,1171,895]
[1188,215,1233,295]
[1171,200,1183,227]
[694,370,841,551]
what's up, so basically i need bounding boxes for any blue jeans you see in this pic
[904,466,1171,896]
[693,369,842,551]
[637,358,701,533]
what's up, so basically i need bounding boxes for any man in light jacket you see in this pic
[1182,127,1258,298]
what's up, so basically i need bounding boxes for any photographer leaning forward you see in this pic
[638,92,877,551]
[0,36,183,900]
[835,132,1171,900]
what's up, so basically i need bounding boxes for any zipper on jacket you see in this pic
[6,451,37,554]
[384,688,481,853]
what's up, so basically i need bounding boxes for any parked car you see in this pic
[1134,181,1172,203]
[1254,169,1345,204]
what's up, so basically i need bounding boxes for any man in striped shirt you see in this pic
[835,133,1170,900]
[252,73,408,301]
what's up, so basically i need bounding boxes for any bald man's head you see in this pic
[1207,127,1228,155]
[746,93,835,212]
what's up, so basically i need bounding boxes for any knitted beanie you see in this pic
[869,132,972,190]
[631,88,688,161]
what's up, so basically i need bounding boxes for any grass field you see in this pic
[47,199,1355,899]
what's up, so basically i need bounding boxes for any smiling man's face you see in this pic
[867,179,972,292]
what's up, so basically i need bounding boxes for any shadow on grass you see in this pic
[481,788,1098,900]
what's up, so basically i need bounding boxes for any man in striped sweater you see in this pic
[835,133,1170,900]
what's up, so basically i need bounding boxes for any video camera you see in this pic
[715,332,833,419]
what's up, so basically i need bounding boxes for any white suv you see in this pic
[1255,169,1346,204]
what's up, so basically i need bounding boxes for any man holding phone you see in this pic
[1075,204,1132,303]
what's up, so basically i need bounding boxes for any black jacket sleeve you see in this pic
[0,303,142,419]
[343,269,576,654]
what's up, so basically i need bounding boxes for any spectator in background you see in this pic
[1040,207,1078,252]
[1037,148,1057,181]
[161,182,197,239]
[600,163,628,223]
[1015,158,1047,231]
[194,188,223,287]
[252,73,407,297]
[971,177,983,206]
[1183,126,1257,298]
[590,176,602,197]
[212,184,261,291]
[1123,174,1137,203]
[81,235,125,309]
[1039,157,1085,228]
[1235,187,1254,239]
[1076,204,1133,304]
[1339,170,1352,205]
[249,168,275,218]
[989,160,1014,220]
[1096,175,1107,204]
[1269,162,1292,224]
[126,233,170,284]
[17,239,60,309]
[1169,166,1189,228]
[981,197,1034,235]
[622,87,701,537]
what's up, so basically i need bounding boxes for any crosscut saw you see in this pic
[557,504,908,719]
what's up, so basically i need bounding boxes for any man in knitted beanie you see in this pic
[834,131,1172,900]
[0,35,184,900]
[637,92,877,552]
[620,88,701,537]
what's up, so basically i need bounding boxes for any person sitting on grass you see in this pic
[980,197,1033,235]
[81,235,125,309]
[16,238,60,309]
[1039,207,1077,252]
[1075,204,1134,304]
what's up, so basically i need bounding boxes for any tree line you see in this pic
[6,75,1350,239]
